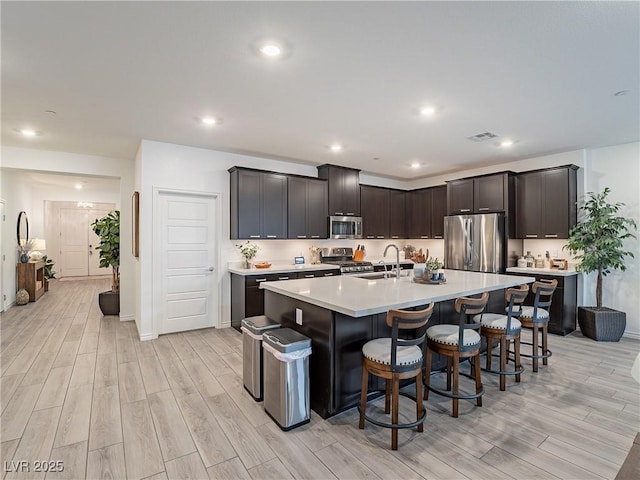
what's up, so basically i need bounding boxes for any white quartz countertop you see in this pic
[228,263,340,276]
[260,269,536,317]
[506,266,578,277]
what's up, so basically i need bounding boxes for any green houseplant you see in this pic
[91,210,120,315]
[564,188,637,341]
[42,255,56,292]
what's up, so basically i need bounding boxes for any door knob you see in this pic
[208,267,214,271]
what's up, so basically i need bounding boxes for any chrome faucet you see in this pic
[384,243,401,279]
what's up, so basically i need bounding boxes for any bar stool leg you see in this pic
[452,354,460,417]
[385,380,391,414]
[515,337,522,383]
[424,347,432,401]
[532,324,539,372]
[542,324,549,366]
[486,338,493,371]
[446,357,452,392]
[391,375,400,450]
[474,352,483,406]
[415,371,424,433]
[359,367,369,429]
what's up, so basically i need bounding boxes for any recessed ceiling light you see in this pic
[75,184,83,190]
[420,106,436,116]
[260,43,282,57]
[500,140,514,147]
[411,162,421,169]
[329,144,343,152]
[18,128,37,137]
[201,116,217,125]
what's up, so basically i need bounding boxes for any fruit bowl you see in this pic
[254,262,271,269]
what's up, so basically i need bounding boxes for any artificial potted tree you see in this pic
[565,188,637,341]
[42,255,56,292]
[91,210,120,315]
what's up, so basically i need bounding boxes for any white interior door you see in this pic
[158,191,218,334]
[60,208,90,277]
[88,208,112,276]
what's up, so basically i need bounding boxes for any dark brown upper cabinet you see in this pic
[229,167,287,239]
[388,189,407,239]
[361,185,390,239]
[317,164,361,216]
[515,165,577,239]
[447,173,514,215]
[407,185,447,239]
[287,176,328,239]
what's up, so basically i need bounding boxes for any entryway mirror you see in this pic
[17,210,29,246]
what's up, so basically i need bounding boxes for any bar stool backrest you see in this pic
[505,284,530,333]
[387,303,435,373]
[454,292,489,352]
[530,279,558,322]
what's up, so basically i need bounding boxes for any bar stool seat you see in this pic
[474,285,529,391]
[424,292,489,418]
[358,303,434,450]
[512,306,549,320]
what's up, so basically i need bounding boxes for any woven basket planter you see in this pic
[578,307,626,342]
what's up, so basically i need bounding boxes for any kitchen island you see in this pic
[261,270,535,418]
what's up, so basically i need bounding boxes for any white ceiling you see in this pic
[2,1,639,180]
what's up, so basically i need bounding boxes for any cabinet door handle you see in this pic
[366,236,375,239]
[297,236,307,239]
[459,209,471,212]
[278,277,289,280]
[391,236,399,239]
[255,278,267,282]
[525,234,538,238]
[420,235,430,239]
[376,236,384,239]
[266,235,277,238]
[335,212,344,215]
[478,207,489,211]
[311,235,320,238]
[545,234,559,238]
[434,236,443,239]
[346,212,355,216]
[323,273,334,276]
[304,274,314,278]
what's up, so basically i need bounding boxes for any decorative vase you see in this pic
[20,253,29,263]
[244,258,253,269]
[16,289,30,305]
[578,306,626,342]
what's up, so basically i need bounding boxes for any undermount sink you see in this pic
[352,272,397,280]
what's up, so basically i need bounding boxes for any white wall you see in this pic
[584,142,640,337]
[1,146,135,321]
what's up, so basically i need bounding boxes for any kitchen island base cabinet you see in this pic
[263,290,505,418]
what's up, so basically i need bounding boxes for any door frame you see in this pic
[152,187,223,338]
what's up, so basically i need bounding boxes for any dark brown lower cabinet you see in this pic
[230,269,339,330]
[509,273,577,335]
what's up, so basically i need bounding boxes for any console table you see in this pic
[17,261,45,302]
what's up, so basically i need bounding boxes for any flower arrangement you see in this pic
[236,241,259,260]
[425,257,442,272]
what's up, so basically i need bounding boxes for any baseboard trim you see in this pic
[623,331,640,340]
[119,314,135,322]
[139,333,155,342]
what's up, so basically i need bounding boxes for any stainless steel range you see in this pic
[319,247,374,275]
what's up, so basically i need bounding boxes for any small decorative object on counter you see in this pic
[535,254,545,268]
[236,241,259,269]
[525,251,534,268]
[517,256,527,268]
[309,245,321,264]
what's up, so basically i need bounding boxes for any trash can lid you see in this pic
[262,328,311,353]
[241,315,280,334]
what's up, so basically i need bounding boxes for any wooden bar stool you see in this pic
[358,303,434,450]
[511,279,558,372]
[424,292,489,417]
[473,285,529,391]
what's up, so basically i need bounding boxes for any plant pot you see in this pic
[98,290,120,316]
[578,306,626,342]
[44,278,49,292]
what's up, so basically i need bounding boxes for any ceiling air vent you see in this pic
[467,132,498,142]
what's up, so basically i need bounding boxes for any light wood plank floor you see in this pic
[1,277,638,479]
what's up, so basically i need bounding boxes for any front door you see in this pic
[157,191,218,334]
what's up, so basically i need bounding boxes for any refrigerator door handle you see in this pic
[465,218,473,267]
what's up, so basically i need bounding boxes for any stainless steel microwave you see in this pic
[329,216,363,239]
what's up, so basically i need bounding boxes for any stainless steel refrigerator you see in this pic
[444,213,505,273]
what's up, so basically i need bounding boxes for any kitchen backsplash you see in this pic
[522,239,577,264]
[228,238,445,265]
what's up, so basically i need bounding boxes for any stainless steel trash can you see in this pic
[241,315,280,401]
[262,328,312,431]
